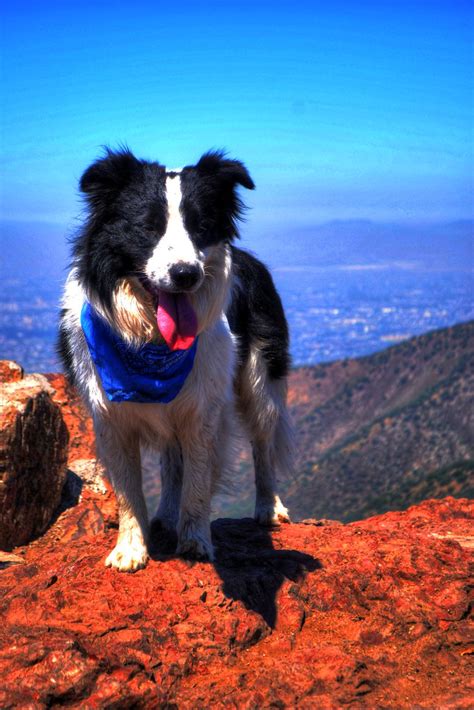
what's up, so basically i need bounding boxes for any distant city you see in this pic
[276,266,473,365]
[1,265,472,373]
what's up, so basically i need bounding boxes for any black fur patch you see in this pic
[180,150,255,249]
[227,247,290,380]
[73,148,169,312]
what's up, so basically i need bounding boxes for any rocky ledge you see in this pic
[0,477,472,708]
[0,363,472,708]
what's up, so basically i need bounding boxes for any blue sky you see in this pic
[1,0,472,230]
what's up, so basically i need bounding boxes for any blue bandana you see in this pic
[80,302,198,403]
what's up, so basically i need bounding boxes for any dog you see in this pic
[58,148,293,572]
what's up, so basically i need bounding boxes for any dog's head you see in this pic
[74,148,254,348]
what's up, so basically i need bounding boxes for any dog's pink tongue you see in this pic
[157,290,198,351]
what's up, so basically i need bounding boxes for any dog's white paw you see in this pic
[255,495,291,526]
[105,537,149,572]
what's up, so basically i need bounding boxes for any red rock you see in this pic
[0,360,24,383]
[44,372,96,464]
[0,551,25,569]
[0,366,472,707]
[0,484,471,707]
[0,374,69,550]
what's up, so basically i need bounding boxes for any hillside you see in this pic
[213,321,474,522]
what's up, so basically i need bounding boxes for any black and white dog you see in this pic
[59,148,293,572]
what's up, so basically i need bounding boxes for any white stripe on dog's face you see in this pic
[144,174,203,289]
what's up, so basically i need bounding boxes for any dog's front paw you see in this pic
[255,495,291,526]
[105,536,149,572]
[176,522,214,561]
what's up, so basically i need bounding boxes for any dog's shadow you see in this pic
[150,518,321,628]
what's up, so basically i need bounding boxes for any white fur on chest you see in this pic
[61,270,236,445]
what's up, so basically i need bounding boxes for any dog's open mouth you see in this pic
[156,289,197,351]
[139,277,197,351]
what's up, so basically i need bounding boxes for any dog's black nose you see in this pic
[169,263,201,290]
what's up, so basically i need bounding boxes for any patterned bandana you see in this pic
[80,302,198,403]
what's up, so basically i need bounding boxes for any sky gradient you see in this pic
[1,0,472,231]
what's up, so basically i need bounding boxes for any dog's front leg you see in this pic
[152,444,183,533]
[176,429,216,561]
[96,423,149,572]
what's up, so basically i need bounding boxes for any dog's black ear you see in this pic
[197,150,255,190]
[80,148,140,204]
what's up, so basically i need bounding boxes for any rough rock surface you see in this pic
[44,372,96,464]
[0,370,69,550]
[0,464,472,709]
[0,360,24,384]
[0,361,472,706]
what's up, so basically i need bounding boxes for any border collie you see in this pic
[59,148,293,572]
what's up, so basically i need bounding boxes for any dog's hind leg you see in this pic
[252,428,292,525]
[237,346,293,525]
[152,444,183,533]
[95,420,149,572]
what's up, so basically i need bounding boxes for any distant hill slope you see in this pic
[214,321,474,522]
